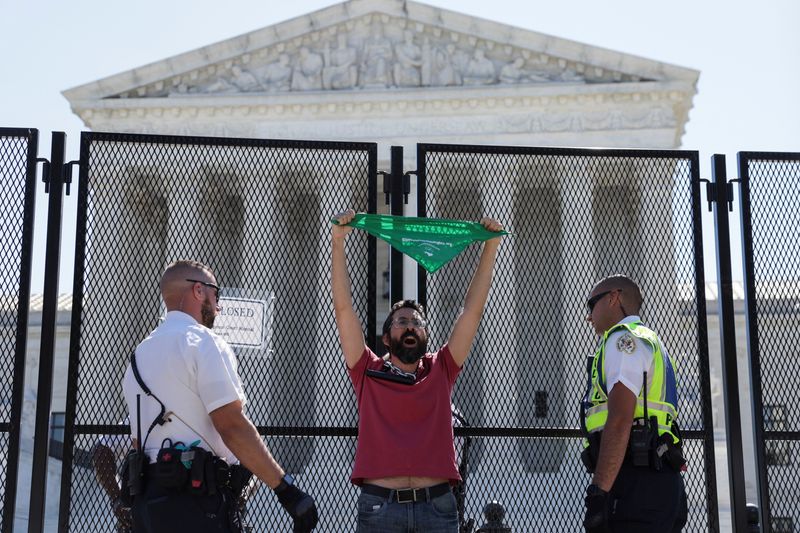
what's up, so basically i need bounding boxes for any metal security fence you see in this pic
[417,144,718,532]
[57,132,377,532]
[0,128,38,533]
[9,127,799,531]
[739,152,800,533]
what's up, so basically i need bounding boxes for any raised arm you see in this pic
[331,209,367,369]
[447,217,503,366]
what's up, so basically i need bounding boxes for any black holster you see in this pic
[227,464,254,533]
[229,464,253,500]
[120,449,149,505]
[657,433,687,472]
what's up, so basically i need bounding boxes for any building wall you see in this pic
[15,311,70,531]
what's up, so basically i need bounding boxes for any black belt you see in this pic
[361,483,451,504]
[144,463,230,476]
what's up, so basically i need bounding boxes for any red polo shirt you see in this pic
[348,345,462,485]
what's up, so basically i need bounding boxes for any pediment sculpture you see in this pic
[156,16,646,98]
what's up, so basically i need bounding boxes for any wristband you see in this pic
[274,473,295,493]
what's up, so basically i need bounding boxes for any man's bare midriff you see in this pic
[364,476,449,489]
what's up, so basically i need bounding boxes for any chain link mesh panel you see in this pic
[61,132,376,531]
[0,128,37,531]
[418,144,717,532]
[739,152,800,533]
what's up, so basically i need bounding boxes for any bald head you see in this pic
[593,274,643,316]
[161,260,216,311]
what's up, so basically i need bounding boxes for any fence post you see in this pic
[710,153,749,532]
[389,145,404,304]
[27,132,67,533]
[0,128,39,533]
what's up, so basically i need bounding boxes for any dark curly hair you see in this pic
[381,299,427,337]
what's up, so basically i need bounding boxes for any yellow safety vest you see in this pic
[582,321,680,444]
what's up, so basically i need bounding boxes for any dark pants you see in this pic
[608,462,688,532]
[132,481,237,533]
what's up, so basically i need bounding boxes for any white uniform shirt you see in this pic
[122,311,246,463]
[603,315,661,398]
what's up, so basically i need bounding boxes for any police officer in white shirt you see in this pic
[122,260,318,532]
[581,275,687,532]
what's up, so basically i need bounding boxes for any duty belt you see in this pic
[362,482,451,503]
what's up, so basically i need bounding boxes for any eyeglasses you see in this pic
[586,289,619,312]
[391,317,427,329]
[186,278,220,302]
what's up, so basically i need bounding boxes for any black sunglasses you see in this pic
[587,289,619,312]
[186,278,220,301]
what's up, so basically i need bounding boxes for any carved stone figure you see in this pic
[393,30,422,87]
[262,54,292,92]
[360,24,393,88]
[499,57,551,84]
[463,49,496,85]
[202,75,237,94]
[230,65,262,92]
[448,44,471,85]
[499,57,526,84]
[170,82,190,95]
[429,43,459,86]
[554,69,585,82]
[292,47,324,91]
[323,34,358,90]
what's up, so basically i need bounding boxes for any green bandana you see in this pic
[333,214,507,273]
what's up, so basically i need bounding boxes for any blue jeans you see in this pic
[356,490,459,532]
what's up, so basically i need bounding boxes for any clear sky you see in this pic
[2,0,799,292]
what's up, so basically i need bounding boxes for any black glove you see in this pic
[275,481,318,532]
[583,484,611,533]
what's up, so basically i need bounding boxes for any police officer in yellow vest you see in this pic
[581,275,688,532]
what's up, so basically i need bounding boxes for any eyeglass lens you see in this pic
[392,318,426,328]
[187,279,220,302]
[587,290,611,312]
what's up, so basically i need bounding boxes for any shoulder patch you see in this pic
[616,333,637,355]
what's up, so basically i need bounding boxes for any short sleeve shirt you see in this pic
[603,316,655,397]
[347,345,462,484]
[122,311,246,463]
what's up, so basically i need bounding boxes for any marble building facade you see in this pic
[63,0,699,158]
[16,0,711,529]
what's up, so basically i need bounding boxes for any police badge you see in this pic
[616,333,637,355]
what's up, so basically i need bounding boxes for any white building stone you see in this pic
[63,0,699,164]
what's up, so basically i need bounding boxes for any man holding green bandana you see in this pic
[331,208,504,533]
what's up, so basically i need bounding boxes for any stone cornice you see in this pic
[72,81,695,146]
[72,80,695,119]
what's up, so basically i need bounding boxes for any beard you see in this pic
[390,331,428,364]
[201,296,216,329]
